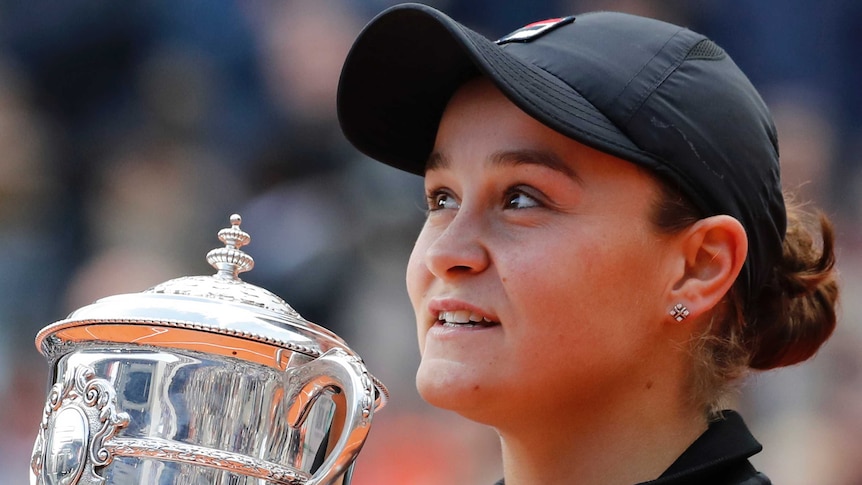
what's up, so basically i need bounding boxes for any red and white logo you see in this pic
[496,16,576,44]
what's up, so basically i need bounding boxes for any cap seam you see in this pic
[463,26,616,131]
[493,58,662,165]
[497,64,638,152]
[489,44,620,132]
[473,29,661,161]
[616,27,691,126]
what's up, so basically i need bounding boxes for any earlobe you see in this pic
[669,303,691,322]
[669,215,748,321]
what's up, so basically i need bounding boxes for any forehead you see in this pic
[431,77,649,178]
[433,78,591,160]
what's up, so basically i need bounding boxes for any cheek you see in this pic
[508,243,597,323]
[506,227,659,339]
[406,238,430,306]
[406,237,432,347]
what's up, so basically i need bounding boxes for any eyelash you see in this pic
[505,187,541,209]
[425,189,457,212]
[424,186,543,212]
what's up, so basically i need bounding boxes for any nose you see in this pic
[423,210,491,278]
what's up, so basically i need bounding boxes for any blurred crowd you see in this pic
[0,1,860,484]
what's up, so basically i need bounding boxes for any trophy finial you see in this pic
[206,213,254,279]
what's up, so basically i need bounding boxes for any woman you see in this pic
[336,4,838,484]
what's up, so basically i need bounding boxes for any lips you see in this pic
[437,310,498,328]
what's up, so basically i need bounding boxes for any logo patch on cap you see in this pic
[496,16,576,44]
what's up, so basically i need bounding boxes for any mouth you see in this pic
[437,310,500,328]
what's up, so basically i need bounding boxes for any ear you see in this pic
[668,215,748,321]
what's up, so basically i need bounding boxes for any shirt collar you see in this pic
[640,410,763,484]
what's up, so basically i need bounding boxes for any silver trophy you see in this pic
[30,214,388,485]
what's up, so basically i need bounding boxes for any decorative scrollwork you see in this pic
[107,437,309,484]
[346,353,376,426]
[30,365,130,485]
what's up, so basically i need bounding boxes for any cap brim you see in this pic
[337,3,645,175]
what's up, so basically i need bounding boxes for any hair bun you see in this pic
[748,210,838,370]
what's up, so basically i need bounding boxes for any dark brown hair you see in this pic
[650,180,839,413]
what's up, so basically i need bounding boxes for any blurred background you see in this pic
[0,0,860,483]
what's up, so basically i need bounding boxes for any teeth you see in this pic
[438,311,494,325]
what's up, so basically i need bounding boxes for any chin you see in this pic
[415,359,496,421]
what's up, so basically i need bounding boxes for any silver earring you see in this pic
[670,303,690,322]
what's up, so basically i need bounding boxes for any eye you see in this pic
[426,189,460,211]
[505,188,541,209]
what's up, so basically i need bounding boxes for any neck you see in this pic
[496,385,708,485]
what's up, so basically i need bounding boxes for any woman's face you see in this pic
[406,78,682,424]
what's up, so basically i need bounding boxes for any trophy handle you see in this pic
[284,348,375,485]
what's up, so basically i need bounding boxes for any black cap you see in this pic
[337,3,786,304]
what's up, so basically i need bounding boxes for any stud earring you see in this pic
[670,303,690,322]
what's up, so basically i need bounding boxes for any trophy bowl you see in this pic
[30,214,388,485]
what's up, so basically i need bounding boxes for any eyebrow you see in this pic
[425,148,580,181]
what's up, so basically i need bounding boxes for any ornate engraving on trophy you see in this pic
[31,365,130,485]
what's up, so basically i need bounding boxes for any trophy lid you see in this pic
[36,214,359,370]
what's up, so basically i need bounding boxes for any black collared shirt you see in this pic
[493,410,771,485]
